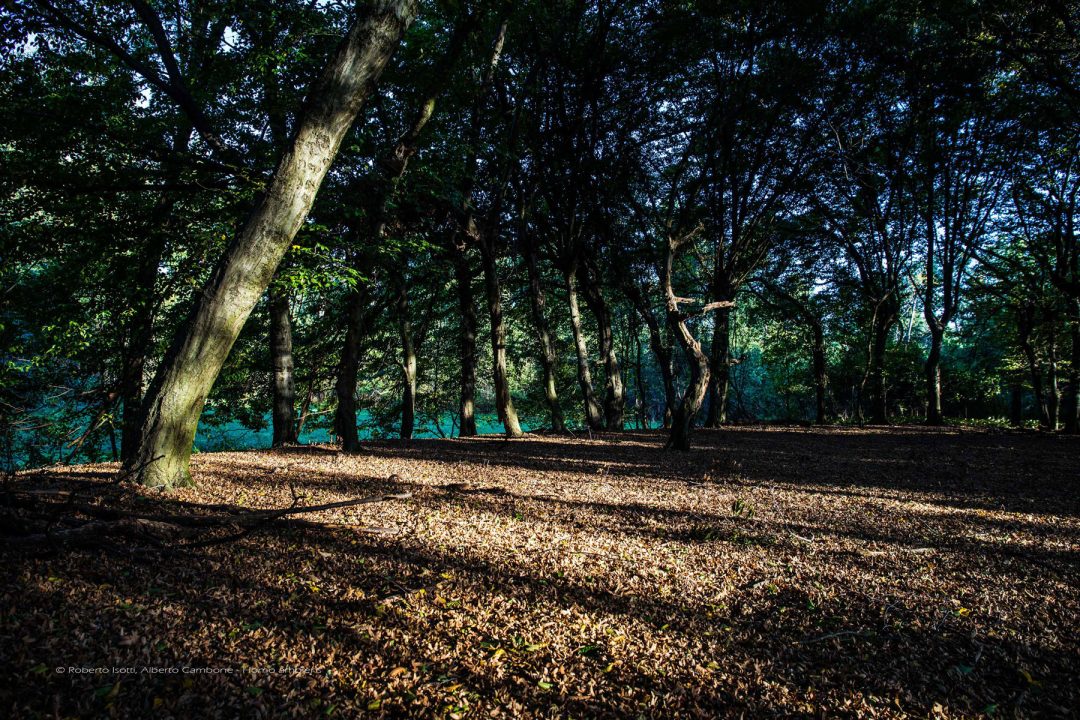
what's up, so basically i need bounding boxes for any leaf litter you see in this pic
[1,426,1077,718]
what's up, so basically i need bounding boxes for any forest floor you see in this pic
[2,426,1078,719]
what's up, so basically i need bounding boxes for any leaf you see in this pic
[537,681,553,690]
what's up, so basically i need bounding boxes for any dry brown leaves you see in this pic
[2,426,1078,718]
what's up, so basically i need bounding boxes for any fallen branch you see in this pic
[4,490,413,552]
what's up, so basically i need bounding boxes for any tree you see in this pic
[126,0,419,488]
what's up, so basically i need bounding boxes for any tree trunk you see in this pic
[523,237,565,432]
[580,264,625,430]
[119,126,193,463]
[1017,305,1050,430]
[1009,381,1024,427]
[453,246,478,437]
[124,0,417,488]
[631,311,649,429]
[335,282,374,452]
[623,281,675,428]
[396,278,416,441]
[811,320,829,425]
[664,238,712,452]
[268,285,297,446]
[868,314,894,424]
[119,228,167,463]
[704,308,731,426]
[1064,300,1080,434]
[565,265,604,431]
[1048,330,1060,430]
[925,326,944,426]
[478,235,523,437]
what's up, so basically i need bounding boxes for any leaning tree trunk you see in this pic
[268,285,297,446]
[477,233,523,437]
[120,226,168,463]
[125,0,418,488]
[565,265,604,431]
[523,237,565,432]
[453,245,478,437]
[924,325,944,426]
[120,125,193,462]
[396,278,417,441]
[581,265,625,430]
[704,307,732,427]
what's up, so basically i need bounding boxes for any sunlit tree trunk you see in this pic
[623,281,675,428]
[269,285,297,446]
[476,232,523,437]
[453,246,478,436]
[1048,330,1060,430]
[704,307,731,426]
[580,263,625,430]
[565,263,604,431]
[523,236,565,432]
[126,1,418,488]
[924,326,944,425]
[396,277,417,441]
[119,224,167,463]
[120,126,193,463]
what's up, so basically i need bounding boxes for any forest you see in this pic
[1,0,1078,717]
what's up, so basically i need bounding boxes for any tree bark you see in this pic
[119,226,167,463]
[523,237,565,432]
[924,326,944,425]
[395,277,417,441]
[580,262,625,430]
[453,245,478,437]
[268,285,297,446]
[1047,329,1060,430]
[124,0,417,488]
[810,319,829,425]
[1009,381,1024,427]
[335,282,374,452]
[477,232,523,437]
[1064,299,1080,433]
[565,264,604,431]
[119,125,193,463]
[623,281,675,428]
[868,316,894,424]
[664,237,712,452]
[704,308,731,426]
[1017,306,1050,430]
